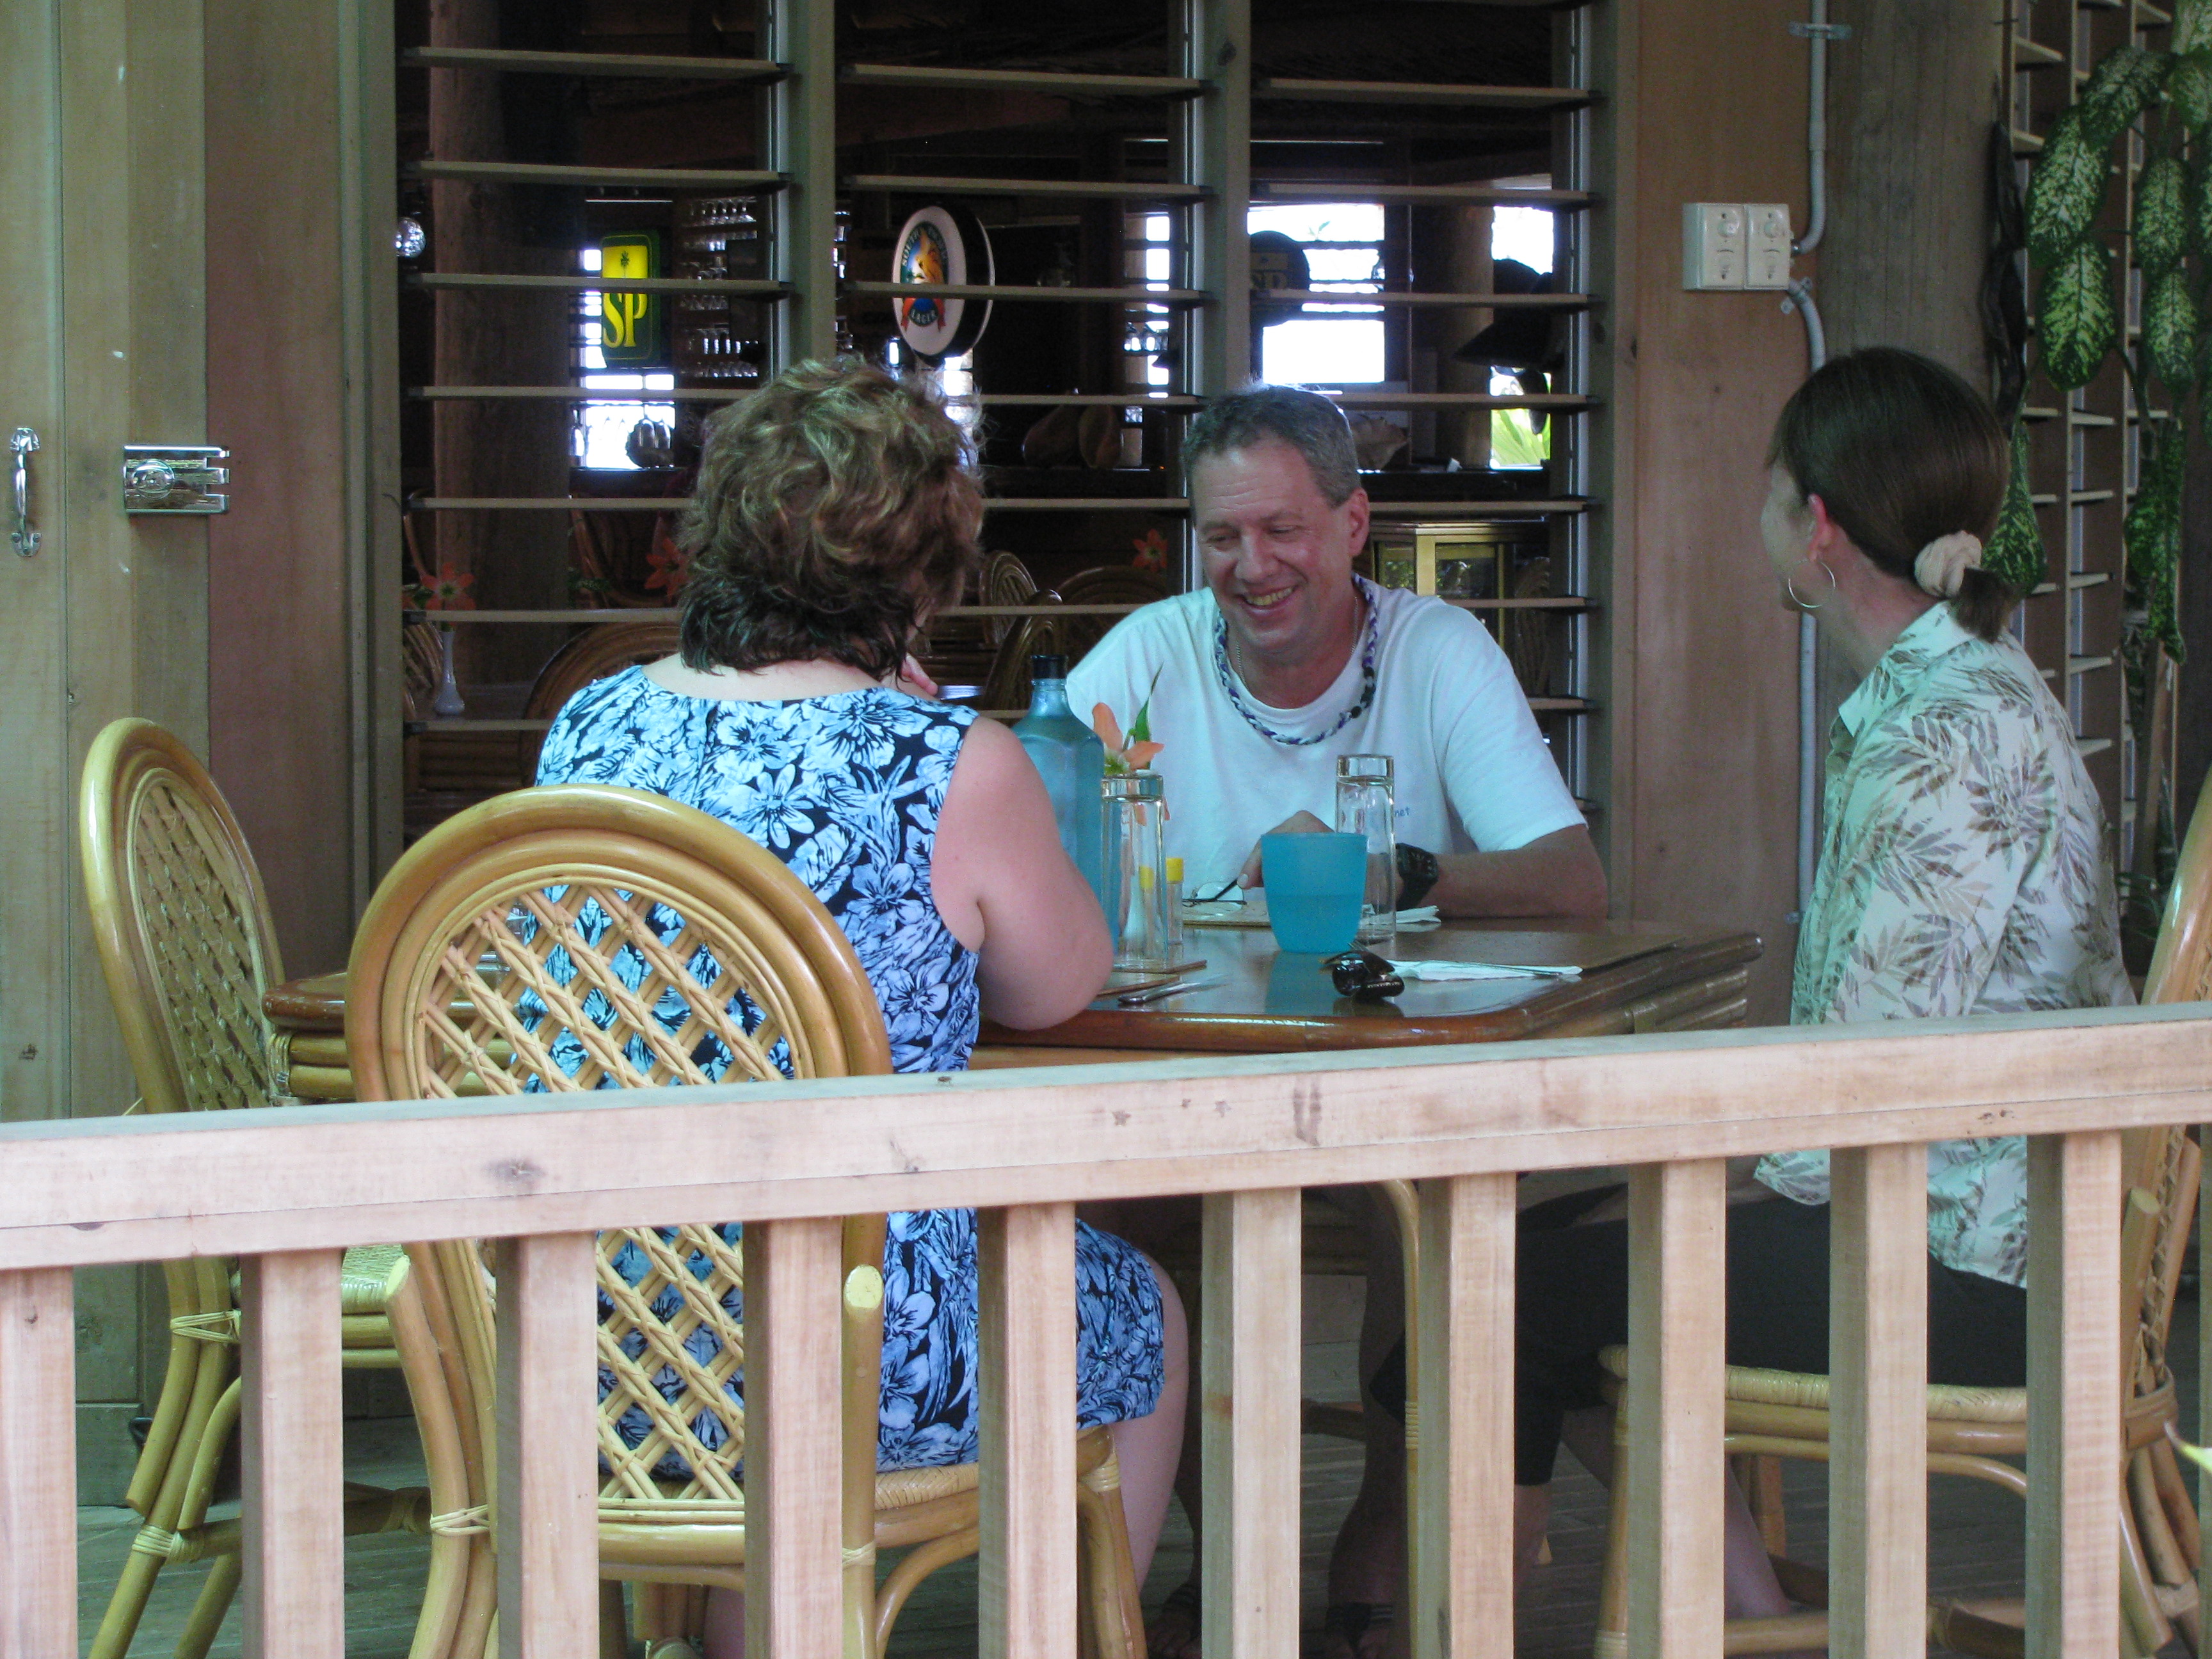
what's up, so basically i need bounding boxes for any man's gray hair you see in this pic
[1185,385,1360,505]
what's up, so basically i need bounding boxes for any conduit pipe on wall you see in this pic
[1787,0,1838,916]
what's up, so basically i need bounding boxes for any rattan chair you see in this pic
[517,620,682,779]
[77,718,428,1659]
[347,785,1144,1659]
[1592,772,2212,1659]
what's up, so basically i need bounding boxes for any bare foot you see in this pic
[1146,1580,1201,1659]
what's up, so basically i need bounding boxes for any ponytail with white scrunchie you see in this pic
[1913,531,1983,599]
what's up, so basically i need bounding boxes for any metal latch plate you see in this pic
[124,445,230,515]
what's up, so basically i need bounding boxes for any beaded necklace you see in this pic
[1212,575,1381,747]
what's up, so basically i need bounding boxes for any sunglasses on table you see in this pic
[1324,949,1405,1000]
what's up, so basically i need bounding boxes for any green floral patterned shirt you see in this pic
[1755,605,2133,1286]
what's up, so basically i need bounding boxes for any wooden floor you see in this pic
[76,1282,2200,1657]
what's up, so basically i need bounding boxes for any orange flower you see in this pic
[1130,528,1170,573]
[1092,701,1164,774]
[422,566,476,611]
[645,522,693,597]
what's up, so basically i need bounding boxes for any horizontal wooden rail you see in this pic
[406,273,790,298]
[1253,77,1595,109]
[6,1007,2196,1658]
[1254,180,1595,207]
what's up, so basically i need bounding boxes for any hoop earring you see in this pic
[1786,561,1837,612]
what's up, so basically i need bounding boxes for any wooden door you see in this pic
[0,0,223,1498]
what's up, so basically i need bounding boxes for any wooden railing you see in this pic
[3,1004,2208,1659]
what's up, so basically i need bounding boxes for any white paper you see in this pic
[1386,958,1583,981]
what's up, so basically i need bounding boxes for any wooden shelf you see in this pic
[1256,181,1594,208]
[842,63,1204,99]
[846,281,1206,306]
[408,386,753,402]
[408,273,790,298]
[402,47,786,81]
[2012,38,2067,67]
[1262,290,1594,310]
[2069,570,2112,588]
[2068,655,2115,675]
[845,175,1209,201]
[408,159,785,191]
[2077,736,2116,757]
[1253,77,1594,110]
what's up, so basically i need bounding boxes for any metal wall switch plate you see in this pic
[123,445,230,514]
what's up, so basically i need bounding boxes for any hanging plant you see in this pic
[2024,13,2202,673]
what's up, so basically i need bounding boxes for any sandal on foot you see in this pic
[1146,1580,1203,1659]
[1316,1601,1395,1659]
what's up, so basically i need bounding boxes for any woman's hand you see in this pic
[895,653,942,698]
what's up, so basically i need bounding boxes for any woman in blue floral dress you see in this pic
[534,362,1187,1654]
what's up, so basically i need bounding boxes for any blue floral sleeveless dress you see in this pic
[536,668,1164,1471]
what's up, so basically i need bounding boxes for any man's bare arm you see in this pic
[1428,823,1607,918]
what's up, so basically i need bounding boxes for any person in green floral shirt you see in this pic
[1498,347,2133,1626]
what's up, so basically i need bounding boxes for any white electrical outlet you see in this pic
[1683,202,1747,291]
[1745,202,1793,290]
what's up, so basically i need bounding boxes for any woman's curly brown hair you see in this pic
[677,360,985,678]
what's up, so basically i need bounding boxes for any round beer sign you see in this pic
[893,204,994,362]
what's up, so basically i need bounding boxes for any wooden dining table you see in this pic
[260,920,1760,1101]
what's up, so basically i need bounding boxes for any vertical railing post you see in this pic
[1199,1188,1302,1659]
[977,1203,1078,1659]
[2026,1130,2122,1659]
[1624,1159,1726,1659]
[1411,1174,1516,1659]
[239,1249,346,1658]
[0,1265,76,1658]
[493,1233,600,1659]
[744,1217,846,1659]
[1827,1142,1928,1658]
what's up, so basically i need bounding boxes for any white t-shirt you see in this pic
[1066,583,1584,890]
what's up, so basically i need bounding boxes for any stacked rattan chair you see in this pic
[348,785,1143,1659]
[1592,772,2212,1658]
[78,718,428,1659]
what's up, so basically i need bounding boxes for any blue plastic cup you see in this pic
[1261,831,1368,955]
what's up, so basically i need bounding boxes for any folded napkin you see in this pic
[1387,957,1582,981]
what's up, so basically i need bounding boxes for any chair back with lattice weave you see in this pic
[2124,773,2212,1399]
[80,718,285,1117]
[348,785,892,1502]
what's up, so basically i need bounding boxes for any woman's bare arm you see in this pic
[931,716,1114,1029]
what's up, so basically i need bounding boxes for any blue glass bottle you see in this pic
[1012,653,1107,908]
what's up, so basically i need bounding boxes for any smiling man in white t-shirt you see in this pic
[1067,386,1606,1659]
[1068,383,1607,918]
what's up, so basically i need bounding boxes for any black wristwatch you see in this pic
[1395,843,1440,910]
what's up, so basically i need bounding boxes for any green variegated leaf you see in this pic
[1982,421,2048,595]
[2026,108,2110,266]
[2078,46,2170,147]
[2177,0,2212,57]
[2193,154,2212,253]
[2136,155,2190,272]
[2168,47,2212,126]
[2146,268,2199,385]
[2037,239,2118,387]
[2126,424,2188,662]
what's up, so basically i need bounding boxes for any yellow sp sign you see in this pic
[598,232,661,367]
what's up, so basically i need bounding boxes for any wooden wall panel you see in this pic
[1606,0,1809,1022]
[204,0,390,979]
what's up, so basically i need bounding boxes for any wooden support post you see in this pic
[978,1204,1078,1659]
[1624,1159,1726,1659]
[239,1250,345,1658]
[1411,1174,1516,1659]
[1180,0,1251,397]
[0,1267,76,1658]
[1199,1188,1301,1659]
[494,1233,599,1659]
[764,0,837,366]
[2026,1131,2123,1659]
[1828,1143,1928,1658]
[744,1217,845,1659]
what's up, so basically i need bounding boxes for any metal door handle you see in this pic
[9,428,37,557]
